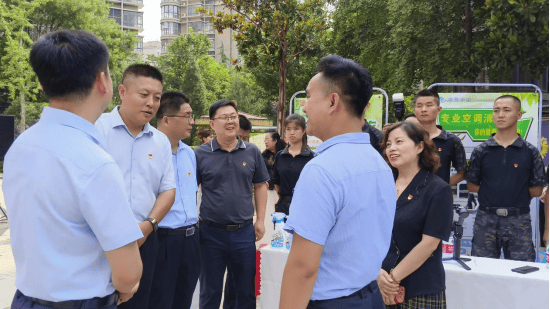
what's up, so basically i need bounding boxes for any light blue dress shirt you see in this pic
[2,107,143,301]
[159,141,199,228]
[284,133,396,301]
[95,107,176,222]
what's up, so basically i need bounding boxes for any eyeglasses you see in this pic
[213,115,238,122]
[166,114,195,123]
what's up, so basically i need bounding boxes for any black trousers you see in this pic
[118,232,159,309]
[149,226,201,309]
[307,281,384,309]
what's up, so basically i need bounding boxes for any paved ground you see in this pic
[0,175,273,308]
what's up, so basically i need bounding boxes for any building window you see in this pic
[205,22,214,34]
[135,37,143,53]
[123,0,143,4]
[161,22,181,35]
[162,5,180,19]
[205,0,215,13]
[162,40,169,52]
[210,38,215,50]
[189,21,204,33]
[109,8,121,25]
[123,11,143,29]
[188,4,202,16]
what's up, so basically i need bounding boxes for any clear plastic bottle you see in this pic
[442,232,454,258]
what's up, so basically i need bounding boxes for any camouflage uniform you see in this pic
[467,134,547,262]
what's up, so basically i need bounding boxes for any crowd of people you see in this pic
[2,29,548,309]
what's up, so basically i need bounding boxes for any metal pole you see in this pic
[373,87,389,124]
[289,91,306,115]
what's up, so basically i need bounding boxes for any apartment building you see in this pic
[160,0,239,61]
[107,0,144,53]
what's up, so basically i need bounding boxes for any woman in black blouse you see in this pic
[262,132,286,190]
[377,122,453,308]
[272,114,314,215]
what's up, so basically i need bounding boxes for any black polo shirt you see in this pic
[195,137,270,224]
[271,146,315,196]
[362,123,383,153]
[433,126,467,183]
[263,150,276,189]
[466,134,547,209]
[382,169,453,300]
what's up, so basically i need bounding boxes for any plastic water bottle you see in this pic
[442,233,454,258]
[271,212,286,249]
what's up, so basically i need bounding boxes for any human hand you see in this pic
[137,221,153,247]
[376,269,399,296]
[254,220,265,241]
[544,228,548,245]
[382,123,392,134]
[381,290,397,305]
[117,282,139,305]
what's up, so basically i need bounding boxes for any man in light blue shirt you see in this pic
[281,55,396,309]
[149,91,200,309]
[95,64,176,309]
[3,30,143,309]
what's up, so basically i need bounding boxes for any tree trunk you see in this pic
[277,43,288,137]
[20,89,25,132]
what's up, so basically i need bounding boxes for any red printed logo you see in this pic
[148,154,153,159]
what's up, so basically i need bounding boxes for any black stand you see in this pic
[442,205,471,271]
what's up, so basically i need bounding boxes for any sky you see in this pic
[141,0,161,42]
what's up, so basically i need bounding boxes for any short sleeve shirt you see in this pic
[284,133,396,301]
[362,123,384,153]
[195,137,270,224]
[432,127,467,183]
[381,169,453,300]
[271,146,314,196]
[466,134,547,209]
[95,107,176,222]
[2,107,143,301]
[160,141,199,228]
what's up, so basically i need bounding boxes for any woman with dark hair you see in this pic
[271,114,314,215]
[263,132,286,190]
[377,122,453,308]
[197,129,213,144]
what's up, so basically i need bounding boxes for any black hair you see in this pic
[29,30,109,100]
[122,64,164,84]
[197,129,213,143]
[209,99,238,119]
[316,55,373,118]
[413,89,440,106]
[262,132,286,157]
[157,91,190,119]
[285,114,308,152]
[494,95,522,111]
[239,114,252,131]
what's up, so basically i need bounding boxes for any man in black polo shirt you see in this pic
[361,103,383,153]
[414,89,467,185]
[467,95,547,261]
[195,100,269,309]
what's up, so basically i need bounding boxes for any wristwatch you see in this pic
[145,217,158,233]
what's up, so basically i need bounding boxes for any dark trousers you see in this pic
[11,290,117,309]
[199,222,256,309]
[222,265,236,309]
[307,281,384,309]
[149,226,201,309]
[118,232,159,309]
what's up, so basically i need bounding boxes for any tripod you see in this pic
[442,205,471,271]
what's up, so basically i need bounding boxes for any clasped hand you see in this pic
[376,269,400,305]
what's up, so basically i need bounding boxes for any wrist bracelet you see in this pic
[390,269,400,283]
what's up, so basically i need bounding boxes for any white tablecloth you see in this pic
[260,246,549,309]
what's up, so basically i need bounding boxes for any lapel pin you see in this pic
[242,162,247,167]
[148,154,153,159]
[514,164,518,168]
[408,194,413,200]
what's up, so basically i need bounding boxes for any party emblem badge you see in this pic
[438,148,442,152]
[243,162,247,167]
[514,164,518,168]
[188,172,192,177]
[148,154,153,159]
[408,194,413,200]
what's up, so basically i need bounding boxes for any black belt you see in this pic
[479,206,530,217]
[158,224,197,237]
[27,291,118,308]
[200,219,252,231]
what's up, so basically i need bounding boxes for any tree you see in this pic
[200,0,327,134]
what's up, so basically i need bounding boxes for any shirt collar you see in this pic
[210,136,246,152]
[172,140,188,155]
[41,106,106,148]
[315,132,370,156]
[110,106,153,135]
[281,145,313,157]
[434,125,450,141]
[486,133,525,148]
[396,169,430,209]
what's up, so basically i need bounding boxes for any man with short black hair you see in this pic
[280,55,395,308]
[149,91,200,309]
[4,30,143,309]
[467,95,547,261]
[95,64,176,309]
[238,114,252,142]
[195,99,269,309]
[414,89,467,185]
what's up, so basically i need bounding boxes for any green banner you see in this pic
[438,109,533,141]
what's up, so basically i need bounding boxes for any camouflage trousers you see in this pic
[472,210,535,262]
